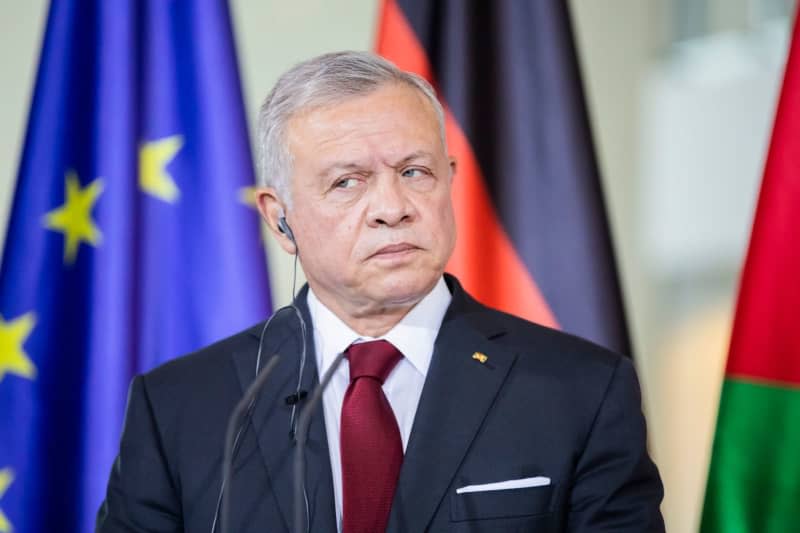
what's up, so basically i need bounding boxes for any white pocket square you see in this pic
[456,476,551,494]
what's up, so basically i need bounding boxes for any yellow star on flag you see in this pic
[238,186,259,208]
[0,467,14,533]
[0,312,37,383]
[43,171,104,264]
[139,135,184,203]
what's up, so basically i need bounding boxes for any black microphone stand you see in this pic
[292,351,346,533]
[213,354,281,533]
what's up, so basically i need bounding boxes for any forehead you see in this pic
[285,83,443,165]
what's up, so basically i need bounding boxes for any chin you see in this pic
[374,272,438,306]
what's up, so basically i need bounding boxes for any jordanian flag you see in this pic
[376,0,631,355]
[700,13,800,532]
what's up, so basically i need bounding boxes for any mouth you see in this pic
[369,242,420,260]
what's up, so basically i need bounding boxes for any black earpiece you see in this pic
[277,216,296,244]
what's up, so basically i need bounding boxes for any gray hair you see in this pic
[256,51,446,203]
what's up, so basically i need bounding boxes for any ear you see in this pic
[254,186,296,255]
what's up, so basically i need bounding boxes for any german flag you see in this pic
[376,0,631,354]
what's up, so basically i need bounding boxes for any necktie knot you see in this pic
[346,340,402,384]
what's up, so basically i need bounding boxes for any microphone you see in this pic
[285,390,308,405]
[211,354,281,533]
[292,351,347,533]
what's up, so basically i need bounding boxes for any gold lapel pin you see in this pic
[472,352,488,364]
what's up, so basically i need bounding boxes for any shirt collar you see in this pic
[307,277,452,378]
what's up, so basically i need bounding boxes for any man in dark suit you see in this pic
[98,51,664,532]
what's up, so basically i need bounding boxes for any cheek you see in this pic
[300,214,359,261]
[431,194,456,233]
[435,202,457,258]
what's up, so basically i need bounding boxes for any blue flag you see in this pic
[0,2,271,531]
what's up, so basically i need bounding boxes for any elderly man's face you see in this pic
[277,83,456,319]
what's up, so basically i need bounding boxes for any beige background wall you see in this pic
[1,2,791,531]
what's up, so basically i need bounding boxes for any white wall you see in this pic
[0,2,48,256]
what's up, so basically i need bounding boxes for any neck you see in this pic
[308,285,433,338]
[347,310,412,337]
[322,297,416,338]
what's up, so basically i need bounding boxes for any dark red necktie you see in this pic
[340,340,404,533]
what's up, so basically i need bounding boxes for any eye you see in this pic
[333,177,360,189]
[401,167,429,178]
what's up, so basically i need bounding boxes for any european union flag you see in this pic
[0,2,271,531]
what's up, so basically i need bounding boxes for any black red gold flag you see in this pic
[377,0,631,354]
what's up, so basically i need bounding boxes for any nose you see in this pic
[366,174,415,228]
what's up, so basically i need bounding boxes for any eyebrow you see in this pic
[318,162,365,178]
[392,151,435,167]
[318,151,435,178]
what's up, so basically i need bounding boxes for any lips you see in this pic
[370,242,419,258]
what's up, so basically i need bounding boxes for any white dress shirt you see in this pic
[306,277,452,531]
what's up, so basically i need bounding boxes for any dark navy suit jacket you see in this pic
[97,275,664,532]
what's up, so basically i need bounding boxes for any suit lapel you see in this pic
[388,280,518,532]
[230,290,336,533]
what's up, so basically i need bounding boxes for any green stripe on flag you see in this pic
[701,379,800,532]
